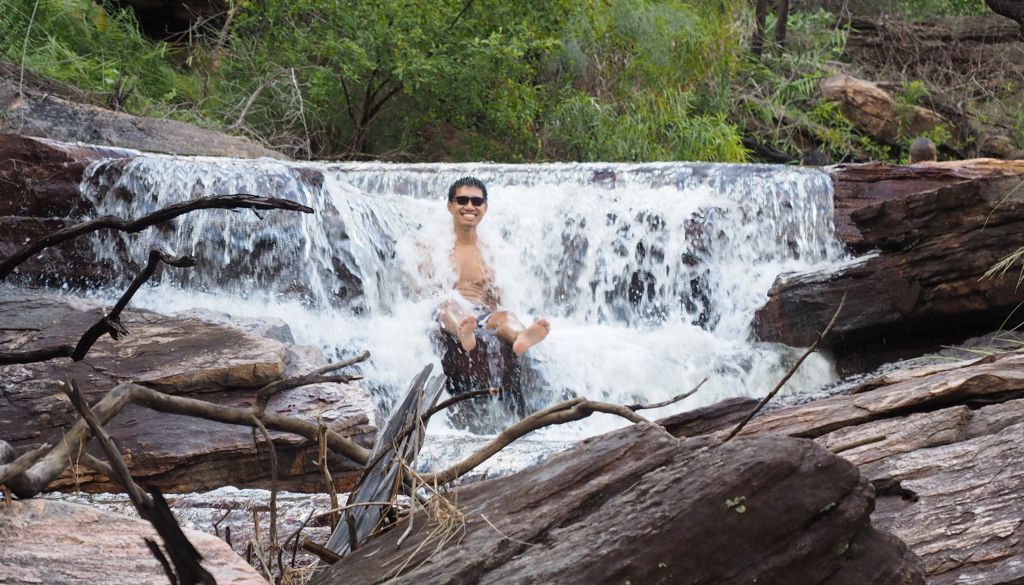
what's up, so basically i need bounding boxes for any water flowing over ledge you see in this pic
[79,157,845,460]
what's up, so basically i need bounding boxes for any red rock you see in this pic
[0,498,267,584]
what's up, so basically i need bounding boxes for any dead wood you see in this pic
[62,376,215,585]
[0,443,50,487]
[251,417,279,554]
[419,397,649,486]
[0,250,195,365]
[626,376,709,411]
[63,377,151,508]
[303,537,342,564]
[255,349,369,414]
[317,366,444,564]
[726,291,846,441]
[5,352,371,498]
[423,387,499,419]
[0,194,313,280]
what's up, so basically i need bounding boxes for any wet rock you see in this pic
[0,290,376,493]
[714,349,1024,585]
[0,80,285,159]
[0,498,266,584]
[311,425,923,585]
[0,133,138,286]
[755,159,1024,370]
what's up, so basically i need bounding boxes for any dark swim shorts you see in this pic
[471,305,494,328]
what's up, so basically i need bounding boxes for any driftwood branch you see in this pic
[255,350,369,414]
[62,377,214,584]
[725,291,847,441]
[0,443,50,487]
[423,387,499,419]
[626,376,709,411]
[5,351,371,498]
[0,250,194,365]
[420,397,649,486]
[303,537,342,564]
[62,377,151,509]
[0,194,313,280]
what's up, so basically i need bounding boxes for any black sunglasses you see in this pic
[454,195,486,206]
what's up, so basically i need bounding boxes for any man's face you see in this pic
[448,185,487,228]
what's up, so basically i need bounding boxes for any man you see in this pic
[435,176,550,356]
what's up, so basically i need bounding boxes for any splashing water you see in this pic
[80,157,844,470]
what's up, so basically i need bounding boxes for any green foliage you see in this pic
[884,0,988,19]
[15,0,977,163]
[730,8,861,161]
[545,89,747,162]
[891,80,954,161]
[0,0,200,117]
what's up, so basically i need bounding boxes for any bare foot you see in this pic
[456,315,477,352]
[513,319,550,355]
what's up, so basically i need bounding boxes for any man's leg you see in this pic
[437,299,478,352]
[485,311,551,356]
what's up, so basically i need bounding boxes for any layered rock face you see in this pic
[667,350,1024,585]
[0,291,376,493]
[0,80,283,159]
[312,425,923,585]
[755,159,1024,370]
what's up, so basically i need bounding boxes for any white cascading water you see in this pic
[79,156,844,472]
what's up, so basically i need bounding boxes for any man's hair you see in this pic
[447,176,488,202]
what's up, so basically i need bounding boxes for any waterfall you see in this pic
[80,156,844,468]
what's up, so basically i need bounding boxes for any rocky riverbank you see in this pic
[0,289,377,493]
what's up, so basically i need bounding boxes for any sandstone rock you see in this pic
[979,134,1024,160]
[311,425,923,585]
[0,498,266,584]
[0,79,285,159]
[710,350,1024,585]
[755,159,1024,368]
[821,74,947,144]
[0,290,376,493]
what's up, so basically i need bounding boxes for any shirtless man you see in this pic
[436,176,550,356]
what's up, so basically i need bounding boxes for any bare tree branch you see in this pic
[725,291,847,441]
[0,443,50,487]
[6,372,371,499]
[0,194,313,280]
[626,376,709,411]
[420,398,648,486]
[255,350,369,414]
[62,378,152,509]
[0,250,195,365]
[422,387,499,420]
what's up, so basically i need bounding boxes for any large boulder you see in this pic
[713,349,1024,585]
[821,74,947,144]
[311,425,923,585]
[0,498,266,584]
[0,291,376,493]
[754,159,1024,370]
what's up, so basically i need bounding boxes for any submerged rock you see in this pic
[311,425,923,585]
